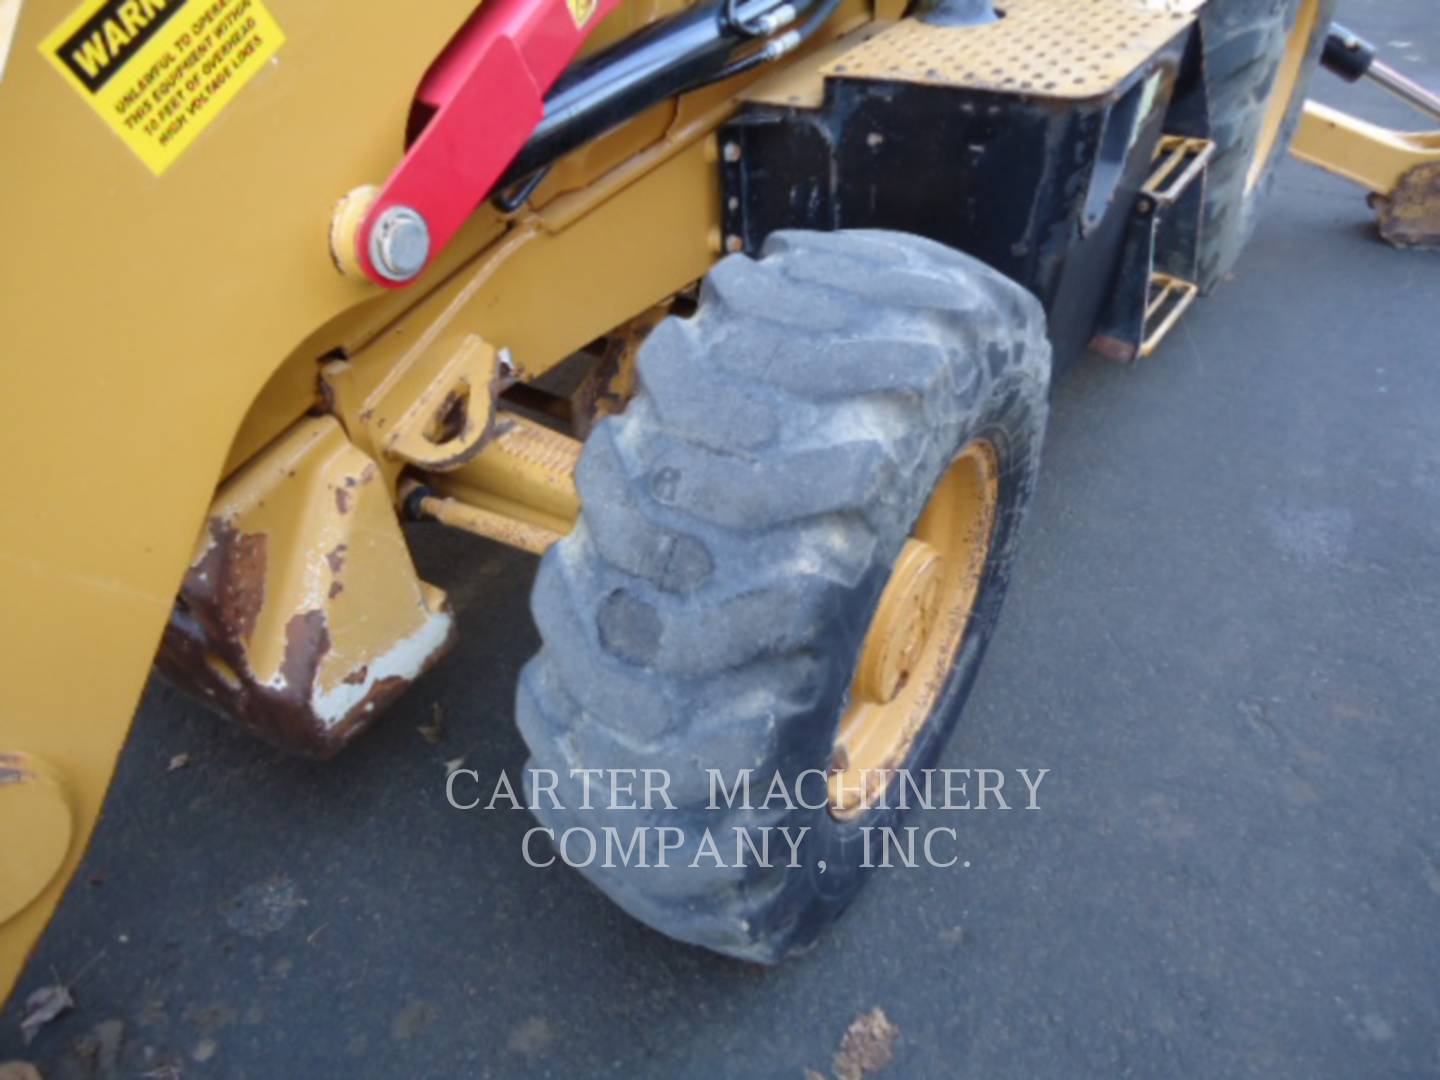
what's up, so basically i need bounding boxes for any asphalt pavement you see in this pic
[4,1,1439,1076]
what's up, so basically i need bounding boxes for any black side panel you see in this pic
[720,43,1187,375]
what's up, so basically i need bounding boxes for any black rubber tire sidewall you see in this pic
[1196,0,1339,291]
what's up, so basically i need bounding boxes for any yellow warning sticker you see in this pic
[566,0,597,29]
[40,0,284,176]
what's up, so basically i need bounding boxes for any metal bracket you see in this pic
[380,336,512,470]
[323,334,516,478]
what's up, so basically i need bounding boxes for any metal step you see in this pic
[1091,135,1214,363]
[1141,273,1200,358]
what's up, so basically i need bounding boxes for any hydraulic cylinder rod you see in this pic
[1322,23,1440,124]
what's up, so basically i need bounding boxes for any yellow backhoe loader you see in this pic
[2,0,1437,996]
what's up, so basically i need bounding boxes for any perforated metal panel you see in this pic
[820,0,1193,99]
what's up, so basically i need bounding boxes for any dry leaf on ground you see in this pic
[19,983,73,1045]
[832,1007,899,1080]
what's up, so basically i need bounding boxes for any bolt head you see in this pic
[370,205,431,282]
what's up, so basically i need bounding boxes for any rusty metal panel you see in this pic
[156,418,455,757]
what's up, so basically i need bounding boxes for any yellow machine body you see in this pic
[0,0,481,996]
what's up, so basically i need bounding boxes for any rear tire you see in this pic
[1196,0,1337,291]
[516,230,1050,962]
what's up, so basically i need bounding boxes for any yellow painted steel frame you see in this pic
[0,0,482,999]
[1291,99,1440,196]
[0,0,874,1000]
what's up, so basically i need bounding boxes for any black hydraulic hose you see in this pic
[499,0,788,185]
[704,45,772,83]
[490,164,553,213]
[706,0,839,83]
[724,0,786,38]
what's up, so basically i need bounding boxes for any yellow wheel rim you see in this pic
[829,440,999,818]
[1247,0,1323,193]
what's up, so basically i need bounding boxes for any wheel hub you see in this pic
[830,440,1000,818]
[854,540,946,706]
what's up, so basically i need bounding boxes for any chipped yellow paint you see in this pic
[183,417,452,720]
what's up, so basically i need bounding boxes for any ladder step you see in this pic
[1141,273,1200,358]
[1144,136,1216,205]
